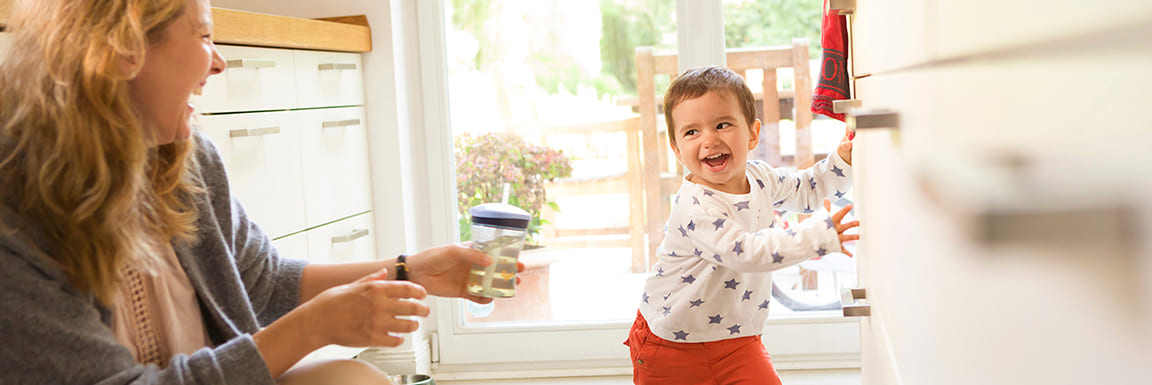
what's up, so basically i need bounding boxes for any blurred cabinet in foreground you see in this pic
[847,1,1152,385]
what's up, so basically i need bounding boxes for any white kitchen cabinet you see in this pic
[305,212,376,265]
[292,50,365,109]
[198,45,376,265]
[199,111,307,240]
[850,2,1152,385]
[297,107,372,227]
[200,45,297,113]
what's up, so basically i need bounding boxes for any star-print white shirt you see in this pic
[638,153,853,343]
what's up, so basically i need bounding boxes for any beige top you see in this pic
[111,245,211,367]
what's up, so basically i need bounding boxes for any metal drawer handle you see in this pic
[831,0,856,15]
[331,228,369,244]
[847,108,900,131]
[229,126,280,138]
[318,63,358,71]
[832,99,861,114]
[841,288,870,317]
[226,59,277,69]
[321,119,361,129]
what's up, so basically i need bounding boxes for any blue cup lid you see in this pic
[469,203,531,230]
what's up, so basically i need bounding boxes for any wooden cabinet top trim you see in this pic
[0,1,371,53]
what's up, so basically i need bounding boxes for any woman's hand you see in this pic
[295,268,430,349]
[256,268,430,378]
[406,244,525,304]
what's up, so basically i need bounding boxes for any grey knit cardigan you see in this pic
[0,133,309,384]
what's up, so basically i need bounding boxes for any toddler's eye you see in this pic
[716,122,732,130]
[683,129,699,137]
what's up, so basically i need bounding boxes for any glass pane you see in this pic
[446,0,676,324]
[723,0,856,316]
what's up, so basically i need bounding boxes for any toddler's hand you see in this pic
[824,199,860,257]
[837,126,853,165]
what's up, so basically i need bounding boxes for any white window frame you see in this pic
[404,0,861,379]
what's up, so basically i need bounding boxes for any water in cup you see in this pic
[465,203,530,298]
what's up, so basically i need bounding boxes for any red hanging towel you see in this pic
[811,0,850,122]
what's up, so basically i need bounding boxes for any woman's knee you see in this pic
[278,359,395,385]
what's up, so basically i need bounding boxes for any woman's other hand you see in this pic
[297,268,429,349]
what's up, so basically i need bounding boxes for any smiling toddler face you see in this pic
[669,90,760,194]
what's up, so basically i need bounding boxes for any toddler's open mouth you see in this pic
[702,153,729,171]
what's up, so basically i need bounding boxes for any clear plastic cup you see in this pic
[465,203,530,298]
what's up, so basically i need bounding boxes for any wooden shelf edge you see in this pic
[1,3,372,53]
[212,8,371,52]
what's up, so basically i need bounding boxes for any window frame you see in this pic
[408,0,862,377]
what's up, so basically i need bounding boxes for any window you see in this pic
[420,0,860,375]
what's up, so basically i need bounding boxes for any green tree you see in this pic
[450,0,495,69]
[599,0,822,97]
[599,0,676,96]
[724,0,822,59]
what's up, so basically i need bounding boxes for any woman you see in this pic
[0,0,505,383]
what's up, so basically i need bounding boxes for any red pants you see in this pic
[624,312,783,385]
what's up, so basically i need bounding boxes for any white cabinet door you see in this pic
[305,212,377,264]
[297,107,372,227]
[199,111,307,239]
[293,50,365,109]
[851,48,1152,385]
[934,0,1152,59]
[851,0,936,74]
[270,231,309,261]
[200,45,297,113]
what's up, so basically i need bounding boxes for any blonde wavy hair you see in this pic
[0,0,203,305]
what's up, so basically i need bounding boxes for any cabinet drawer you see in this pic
[293,50,365,108]
[199,111,307,239]
[199,45,297,113]
[934,0,1152,59]
[297,107,372,226]
[270,231,309,261]
[306,212,376,264]
[853,0,936,73]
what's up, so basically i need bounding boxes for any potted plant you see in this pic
[455,132,573,322]
[454,132,573,246]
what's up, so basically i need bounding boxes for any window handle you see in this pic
[226,59,277,69]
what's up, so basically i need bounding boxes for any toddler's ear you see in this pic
[747,119,761,150]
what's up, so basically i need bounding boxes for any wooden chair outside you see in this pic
[633,39,815,272]
[515,116,646,260]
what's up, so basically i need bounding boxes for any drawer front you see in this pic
[199,45,297,113]
[934,0,1152,59]
[199,111,307,239]
[293,50,365,108]
[853,0,936,73]
[270,231,309,261]
[306,212,376,264]
[297,107,372,226]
